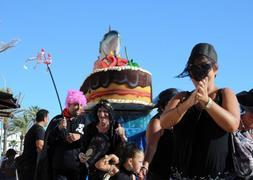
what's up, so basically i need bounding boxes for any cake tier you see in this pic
[80,66,152,107]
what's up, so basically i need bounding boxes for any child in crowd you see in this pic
[95,142,144,180]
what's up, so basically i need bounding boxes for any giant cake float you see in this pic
[80,30,152,110]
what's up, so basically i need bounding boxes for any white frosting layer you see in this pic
[91,65,151,76]
[107,98,152,105]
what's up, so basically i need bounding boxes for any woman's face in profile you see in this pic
[97,106,110,130]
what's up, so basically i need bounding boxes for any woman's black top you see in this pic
[172,89,233,178]
[81,121,122,161]
[148,114,174,178]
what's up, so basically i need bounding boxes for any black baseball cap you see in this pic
[177,43,217,78]
[188,43,217,63]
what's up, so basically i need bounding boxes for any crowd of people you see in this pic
[0,42,252,180]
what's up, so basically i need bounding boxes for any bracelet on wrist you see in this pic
[205,97,212,109]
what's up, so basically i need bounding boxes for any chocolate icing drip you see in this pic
[91,75,99,89]
[80,69,151,93]
[100,71,110,88]
[113,70,128,84]
[127,70,139,87]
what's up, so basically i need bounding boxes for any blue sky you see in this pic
[1,1,253,118]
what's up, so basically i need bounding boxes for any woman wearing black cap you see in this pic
[79,99,127,180]
[160,43,240,179]
[139,88,178,180]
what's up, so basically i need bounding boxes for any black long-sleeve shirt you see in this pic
[47,114,88,171]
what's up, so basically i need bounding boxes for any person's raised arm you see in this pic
[196,77,240,132]
[160,91,198,129]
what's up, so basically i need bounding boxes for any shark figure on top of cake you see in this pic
[99,30,120,60]
[93,29,140,72]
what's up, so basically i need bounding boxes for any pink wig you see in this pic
[65,89,87,108]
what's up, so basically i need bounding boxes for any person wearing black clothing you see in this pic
[139,88,178,180]
[160,43,240,179]
[79,99,127,180]
[0,148,17,180]
[17,109,49,180]
[46,90,87,180]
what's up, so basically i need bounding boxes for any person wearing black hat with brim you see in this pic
[139,88,179,180]
[160,43,240,179]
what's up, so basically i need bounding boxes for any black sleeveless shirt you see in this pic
[172,89,233,178]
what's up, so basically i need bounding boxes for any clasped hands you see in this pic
[95,154,120,176]
[188,77,210,108]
